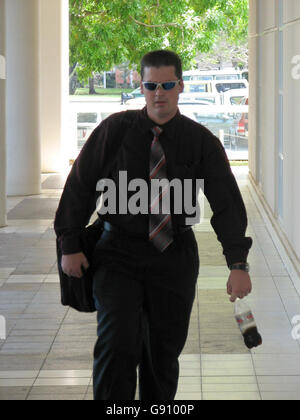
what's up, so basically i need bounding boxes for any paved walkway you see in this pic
[0,166,300,400]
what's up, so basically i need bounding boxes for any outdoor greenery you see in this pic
[74,87,133,95]
[229,160,248,166]
[70,0,249,82]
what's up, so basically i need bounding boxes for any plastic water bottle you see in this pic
[234,298,262,349]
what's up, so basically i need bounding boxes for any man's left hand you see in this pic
[227,270,252,302]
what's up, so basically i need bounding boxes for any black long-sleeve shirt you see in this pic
[54,107,252,267]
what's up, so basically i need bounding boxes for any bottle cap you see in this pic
[243,328,262,349]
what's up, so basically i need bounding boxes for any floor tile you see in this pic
[175,392,202,400]
[203,392,261,400]
[205,383,260,394]
[0,387,30,400]
[33,378,90,386]
[26,393,85,400]
[38,370,92,378]
[261,392,300,400]
[0,370,39,379]
[177,384,202,392]
[178,377,202,385]
[0,355,45,371]
[0,268,15,279]
[179,354,201,361]
[0,378,35,387]
[202,376,257,385]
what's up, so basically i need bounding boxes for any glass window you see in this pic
[194,75,214,80]
[190,84,207,92]
[77,113,98,123]
[215,75,239,80]
[215,82,246,92]
[230,96,244,105]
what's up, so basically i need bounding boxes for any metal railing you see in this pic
[67,101,249,163]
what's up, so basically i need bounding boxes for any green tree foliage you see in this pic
[69,0,248,81]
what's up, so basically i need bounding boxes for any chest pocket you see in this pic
[173,124,201,181]
[174,161,199,182]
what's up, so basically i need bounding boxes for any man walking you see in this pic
[54,50,252,400]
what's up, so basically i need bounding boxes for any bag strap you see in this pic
[106,109,138,166]
[94,110,138,220]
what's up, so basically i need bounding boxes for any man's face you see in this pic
[140,65,184,125]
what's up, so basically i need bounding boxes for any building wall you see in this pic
[249,0,300,262]
[0,0,6,226]
[282,9,300,258]
[5,0,41,196]
[1,0,68,203]
[39,0,69,173]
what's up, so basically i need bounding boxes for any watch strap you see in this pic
[229,262,250,272]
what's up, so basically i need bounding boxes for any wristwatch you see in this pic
[229,262,250,272]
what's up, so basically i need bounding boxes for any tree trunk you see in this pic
[89,77,96,94]
[69,74,77,95]
[69,63,78,95]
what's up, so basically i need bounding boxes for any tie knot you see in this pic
[151,126,163,137]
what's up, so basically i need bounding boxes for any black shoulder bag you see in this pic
[56,111,137,313]
[56,218,103,312]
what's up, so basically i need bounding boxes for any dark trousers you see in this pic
[91,228,199,400]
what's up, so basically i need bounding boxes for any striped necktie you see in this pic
[149,126,174,252]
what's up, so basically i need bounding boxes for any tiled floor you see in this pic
[0,166,300,400]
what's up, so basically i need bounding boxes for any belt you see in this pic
[103,222,191,237]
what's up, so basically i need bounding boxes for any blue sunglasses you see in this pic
[142,80,181,91]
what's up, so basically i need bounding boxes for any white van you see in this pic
[182,68,248,81]
[183,79,248,95]
[220,88,248,106]
[77,112,103,151]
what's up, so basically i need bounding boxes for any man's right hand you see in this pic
[61,252,89,278]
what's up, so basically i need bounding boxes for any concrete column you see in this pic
[248,0,258,183]
[6,0,41,196]
[0,0,7,226]
[40,0,69,173]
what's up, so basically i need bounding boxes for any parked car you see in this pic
[223,97,248,148]
[220,88,248,106]
[121,87,143,104]
[237,97,248,136]
[179,92,221,105]
[77,112,101,150]
[192,111,238,138]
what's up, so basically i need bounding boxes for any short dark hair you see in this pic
[140,50,183,80]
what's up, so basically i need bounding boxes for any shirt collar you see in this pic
[140,106,181,141]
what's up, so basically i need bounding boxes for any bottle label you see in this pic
[235,311,256,333]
